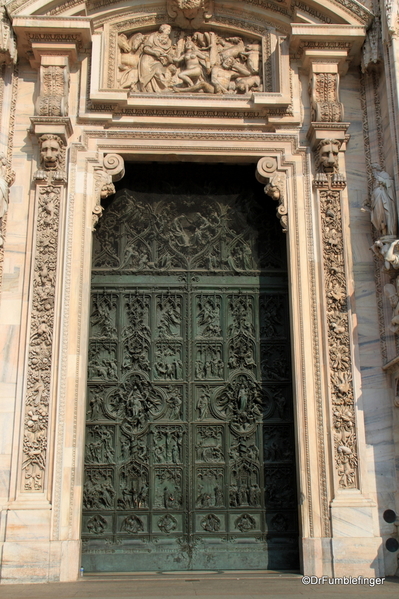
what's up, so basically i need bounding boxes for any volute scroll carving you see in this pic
[256,156,288,232]
[93,154,125,229]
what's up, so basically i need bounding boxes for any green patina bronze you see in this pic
[82,163,299,572]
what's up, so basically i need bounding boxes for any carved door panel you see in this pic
[82,163,299,572]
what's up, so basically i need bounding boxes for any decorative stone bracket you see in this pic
[256,156,287,232]
[92,154,125,229]
[166,0,214,29]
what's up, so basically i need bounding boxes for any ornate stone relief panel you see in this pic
[313,140,359,490]
[116,25,263,95]
[20,135,66,493]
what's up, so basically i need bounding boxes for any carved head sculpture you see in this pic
[159,24,172,37]
[316,139,341,174]
[39,134,64,171]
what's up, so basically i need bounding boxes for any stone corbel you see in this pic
[256,156,288,232]
[92,154,125,229]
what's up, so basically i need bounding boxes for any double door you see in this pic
[82,164,299,571]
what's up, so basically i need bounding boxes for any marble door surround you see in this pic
[0,0,392,584]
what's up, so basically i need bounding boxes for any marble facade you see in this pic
[0,0,398,584]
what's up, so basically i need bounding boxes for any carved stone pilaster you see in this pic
[312,141,358,490]
[92,153,125,229]
[256,157,287,232]
[0,1,17,65]
[20,137,67,493]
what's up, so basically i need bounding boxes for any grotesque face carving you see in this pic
[40,135,63,171]
[317,140,340,173]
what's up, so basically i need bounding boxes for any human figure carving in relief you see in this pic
[173,38,211,90]
[117,26,262,95]
[370,164,397,238]
[139,24,175,93]
[118,33,145,92]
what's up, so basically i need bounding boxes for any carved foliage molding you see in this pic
[36,62,69,117]
[310,72,343,123]
[22,184,62,492]
[318,185,358,489]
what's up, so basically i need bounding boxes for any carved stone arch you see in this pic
[6,0,373,27]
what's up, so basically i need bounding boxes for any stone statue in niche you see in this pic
[117,25,262,95]
[370,164,397,238]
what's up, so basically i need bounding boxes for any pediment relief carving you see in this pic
[116,24,263,96]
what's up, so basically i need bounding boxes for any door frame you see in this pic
[45,131,366,578]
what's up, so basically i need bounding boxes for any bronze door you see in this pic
[82,163,299,572]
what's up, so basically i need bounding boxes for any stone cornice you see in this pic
[12,15,92,57]
[5,0,373,27]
